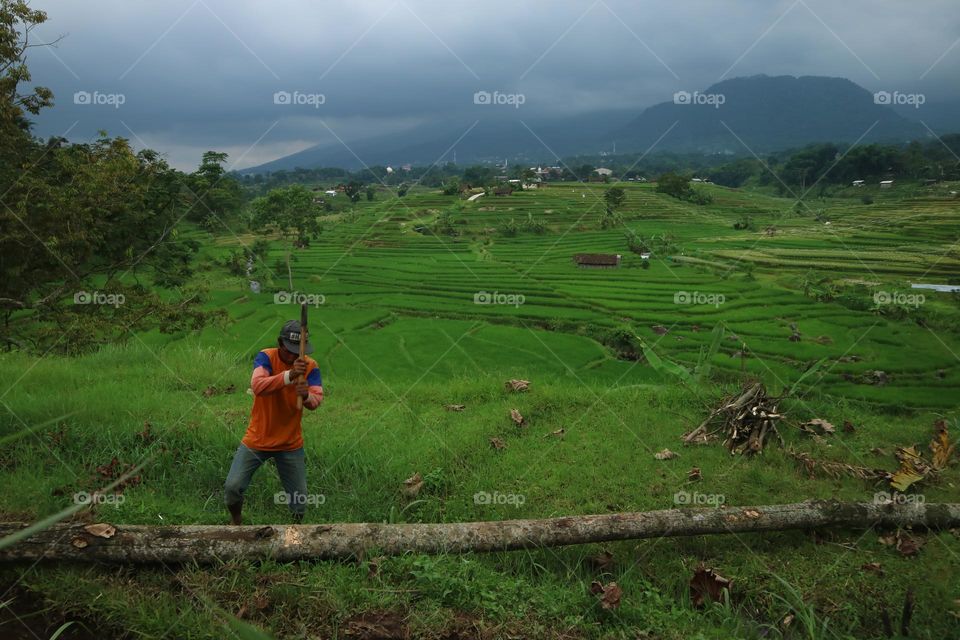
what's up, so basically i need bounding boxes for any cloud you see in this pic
[24,0,960,169]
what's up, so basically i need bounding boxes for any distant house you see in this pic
[573,253,621,269]
[880,180,894,189]
[852,180,865,187]
[325,190,337,197]
[494,186,513,196]
[594,167,613,177]
[639,251,651,260]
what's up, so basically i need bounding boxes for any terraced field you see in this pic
[184,180,960,409]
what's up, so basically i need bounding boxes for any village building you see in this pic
[573,253,621,268]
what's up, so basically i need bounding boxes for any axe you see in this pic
[297,302,308,409]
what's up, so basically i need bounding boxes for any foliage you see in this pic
[249,185,320,248]
[441,177,460,196]
[182,151,243,230]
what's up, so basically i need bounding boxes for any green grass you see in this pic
[2,181,959,638]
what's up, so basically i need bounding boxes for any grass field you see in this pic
[2,181,959,639]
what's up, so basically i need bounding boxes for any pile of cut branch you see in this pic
[683,383,783,455]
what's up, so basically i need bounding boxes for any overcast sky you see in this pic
[25,0,960,171]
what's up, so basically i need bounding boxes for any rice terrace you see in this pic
[1,1,959,639]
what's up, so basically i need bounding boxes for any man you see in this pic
[224,320,323,524]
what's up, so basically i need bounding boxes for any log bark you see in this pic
[1,500,957,564]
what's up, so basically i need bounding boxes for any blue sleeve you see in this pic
[253,351,273,375]
[307,368,322,386]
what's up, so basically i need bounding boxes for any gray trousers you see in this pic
[223,444,308,515]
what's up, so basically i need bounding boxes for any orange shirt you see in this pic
[242,348,323,451]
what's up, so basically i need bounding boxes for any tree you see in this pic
[397,183,409,197]
[655,173,693,200]
[184,151,243,229]
[250,185,320,248]
[441,176,460,196]
[604,186,626,210]
[365,185,376,201]
[341,180,363,203]
[0,3,222,352]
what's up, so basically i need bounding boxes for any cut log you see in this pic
[1,501,957,564]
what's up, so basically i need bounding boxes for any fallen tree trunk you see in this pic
[1,500,957,564]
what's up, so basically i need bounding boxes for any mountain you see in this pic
[610,75,927,154]
[238,110,636,174]
[242,75,938,174]
[893,100,960,136]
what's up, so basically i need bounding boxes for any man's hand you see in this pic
[295,380,309,399]
[290,358,307,380]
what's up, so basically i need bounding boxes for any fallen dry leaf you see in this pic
[83,523,116,539]
[70,537,88,549]
[510,409,525,426]
[589,581,622,610]
[689,564,732,608]
[445,404,466,412]
[654,448,679,460]
[802,418,836,435]
[548,428,566,438]
[896,532,925,557]
[587,550,615,572]
[489,437,506,450]
[930,420,955,471]
[652,325,669,335]
[688,467,702,481]
[860,562,883,575]
[842,420,856,434]
[889,446,930,492]
[401,472,423,499]
[505,379,530,392]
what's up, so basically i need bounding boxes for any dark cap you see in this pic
[279,320,313,355]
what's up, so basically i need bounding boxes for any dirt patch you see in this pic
[0,586,104,640]
[340,610,409,639]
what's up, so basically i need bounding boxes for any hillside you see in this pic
[611,75,927,154]
[242,75,943,174]
[3,180,959,638]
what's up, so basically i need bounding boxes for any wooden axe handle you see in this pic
[297,303,308,409]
